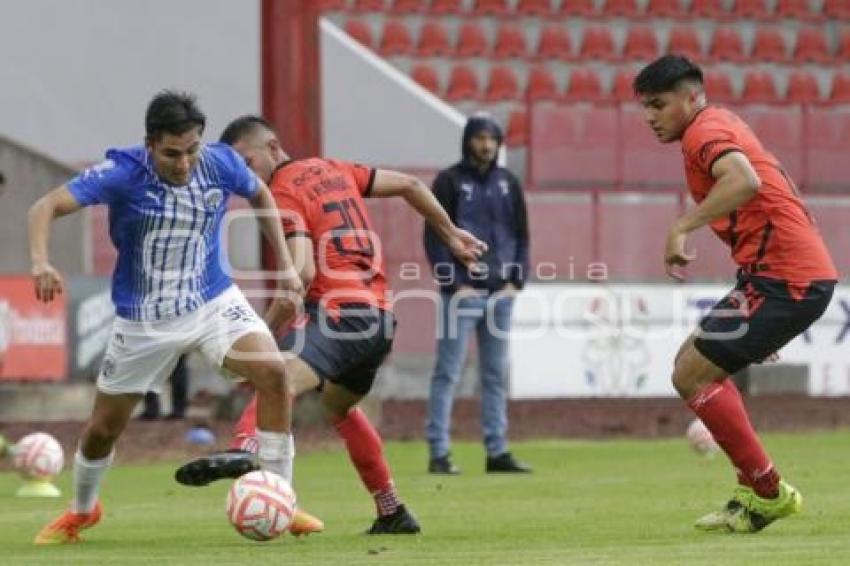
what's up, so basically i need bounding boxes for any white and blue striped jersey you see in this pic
[67,143,258,321]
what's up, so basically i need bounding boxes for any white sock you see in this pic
[257,429,295,485]
[72,450,114,514]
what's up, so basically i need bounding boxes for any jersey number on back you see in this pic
[322,198,375,258]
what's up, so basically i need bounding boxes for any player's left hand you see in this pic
[664,227,696,281]
[447,228,488,271]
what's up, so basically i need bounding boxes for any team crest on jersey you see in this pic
[84,159,116,179]
[461,183,473,201]
[204,188,224,211]
[499,180,510,195]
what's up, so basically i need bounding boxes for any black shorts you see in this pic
[278,303,395,396]
[694,272,835,375]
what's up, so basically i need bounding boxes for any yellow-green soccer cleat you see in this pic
[695,485,754,532]
[725,480,803,533]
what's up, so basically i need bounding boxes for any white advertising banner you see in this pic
[510,284,850,399]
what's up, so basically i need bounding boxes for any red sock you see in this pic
[230,393,259,454]
[687,378,779,498]
[333,408,400,516]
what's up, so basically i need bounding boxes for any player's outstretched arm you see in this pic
[27,185,82,302]
[369,169,487,269]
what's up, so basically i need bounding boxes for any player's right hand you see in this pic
[32,262,63,303]
[447,228,488,272]
[664,227,697,281]
[263,269,305,332]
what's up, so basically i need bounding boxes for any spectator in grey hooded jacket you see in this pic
[423,113,531,475]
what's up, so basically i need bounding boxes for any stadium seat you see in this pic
[517,0,554,16]
[352,0,385,12]
[526,66,561,101]
[623,26,660,60]
[580,26,618,61]
[794,27,833,63]
[318,0,349,11]
[776,0,823,21]
[751,27,788,62]
[455,22,490,57]
[535,25,574,61]
[704,70,736,103]
[563,68,607,102]
[646,0,688,18]
[838,28,850,61]
[472,0,511,16]
[691,0,730,19]
[344,20,374,49]
[667,26,703,61]
[603,0,642,18]
[785,70,821,104]
[708,28,746,62]
[828,71,850,104]
[741,71,780,103]
[824,0,850,20]
[493,23,528,58]
[430,0,465,14]
[506,109,528,146]
[805,107,850,191]
[731,0,775,20]
[417,21,453,57]
[483,65,521,102]
[559,0,598,17]
[446,64,481,101]
[411,63,441,95]
[612,68,638,101]
[390,0,426,13]
[379,20,414,56]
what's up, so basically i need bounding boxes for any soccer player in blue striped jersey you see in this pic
[29,91,305,544]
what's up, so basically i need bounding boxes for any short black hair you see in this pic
[219,115,276,145]
[633,54,704,96]
[145,90,206,141]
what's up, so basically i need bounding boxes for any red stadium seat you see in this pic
[472,0,510,16]
[732,0,774,20]
[838,28,850,61]
[785,70,821,104]
[564,68,607,102]
[411,63,441,95]
[483,65,520,101]
[612,68,638,101]
[318,0,349,11]
[741,71,780,103]
[526,66,561,101]
[456,22,490,57]
[390,0,425,13]
[352,0,385,12]
[506,109,528,146]
[517,0,554,16]
[417,21,453,57]
[751,27,788,62]
[580,26,618,61]
[806,107,850,190]
[493,23,528,58]
[776,0,823,21]
[535,25,573,61]
[794,27,833,63]
[623,26,660,60]
[704,70,736,103]
[828,71,850,104]
[603,0,642,18]
[691,0,730,19]
[667,26,703,61]
[379,20,414,56]
[344,20,374,49]
[708,28,746,62]
[559,0,598,17]
[824,0,850,20]
[446,64,481,101]
[430,0,464,14]
[646,0,688,18]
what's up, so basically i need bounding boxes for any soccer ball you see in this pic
[226,470,296,541]
[686,418,720,457]
[12,432,64,479]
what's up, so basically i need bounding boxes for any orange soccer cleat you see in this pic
[288,508,324,537]
[33,501,103,544]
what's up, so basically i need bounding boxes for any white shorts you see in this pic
[97,286,272,395]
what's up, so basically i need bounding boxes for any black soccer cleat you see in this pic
[486,452,533,474]
[366,505,421,535]
[428,454,461,475]
[174,449,258,487]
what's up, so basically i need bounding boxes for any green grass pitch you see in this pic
[2,431,850,565]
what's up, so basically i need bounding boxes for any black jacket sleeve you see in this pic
[422,170,469,290]
[509,173,530,289]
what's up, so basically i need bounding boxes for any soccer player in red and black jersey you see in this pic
[175,116,486,535]
[634,55,837,533]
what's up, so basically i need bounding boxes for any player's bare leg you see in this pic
[34,392,141,544]
[673,337,801,532]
